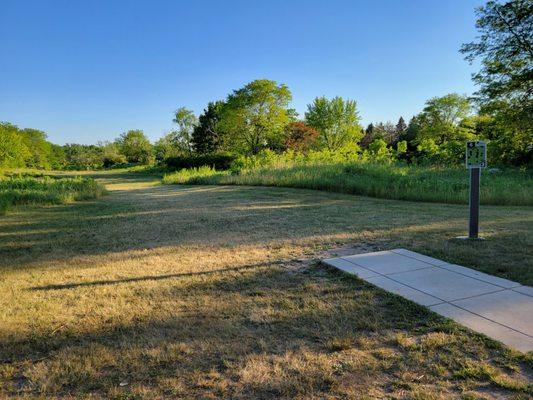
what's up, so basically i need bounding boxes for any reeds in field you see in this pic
[0,175,106,215]
[163,162,532,206]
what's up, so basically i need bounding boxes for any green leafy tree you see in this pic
[305,96,362,151]
[63,144,104,169]
[192,101,225,154]
[19,128,54,169]
[479,101,532,165]
[219,79,293,154]
[411,94,476,163]
[98,141,126,168]
[49,144,66,169]
[461,0,532,166]
[396,140,408,157]
[366,138,394,163]
[153,133,182,163]
[461,0,532,105]
[115,130,153,164]
[0,123,30,168]
[172,107,197,154]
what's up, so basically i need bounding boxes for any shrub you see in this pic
[0,175,107,215]
[162,151,533,206]
[164,153,237,171]
[284,122,319,152]
[162,166,229,184]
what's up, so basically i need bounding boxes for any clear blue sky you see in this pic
[0,0,483,145]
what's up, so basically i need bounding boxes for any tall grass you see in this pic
[0,175,106,215]
[163,162,533,206]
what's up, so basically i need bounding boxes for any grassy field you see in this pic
[0,172,106,215]
[1,170,532,399]
[163,163,533,206]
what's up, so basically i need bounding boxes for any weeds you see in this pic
[162,162,532,206]
[0,175,106,215]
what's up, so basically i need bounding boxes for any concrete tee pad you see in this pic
[322,249,533,352]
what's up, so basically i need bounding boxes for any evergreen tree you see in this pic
[396,117,407,135]
[360,123,375,148]
[192,101,225,154]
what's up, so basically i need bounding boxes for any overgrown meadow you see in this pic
[0,173,106,215]
[162,151,533,206]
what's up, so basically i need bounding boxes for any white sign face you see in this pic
[466,141,487,169]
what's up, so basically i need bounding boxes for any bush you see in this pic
[0,175,107,215]
[162,150,533,206]
[164,153,237,171]
[162,166,229,184]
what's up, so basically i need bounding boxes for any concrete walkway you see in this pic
[323,249,533,352]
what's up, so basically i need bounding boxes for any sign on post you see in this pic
[465,141,487,239]
[466,140,487,169]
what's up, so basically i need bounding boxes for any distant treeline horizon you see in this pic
[1,0,531,169]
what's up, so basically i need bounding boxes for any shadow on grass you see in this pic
[3,263,524,399]
[0,185,460,261]
[28,262,274,291]
[1,264,469,399]
[1,183,532,285]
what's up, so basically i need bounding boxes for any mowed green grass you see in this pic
[163,163,533,206]
[0,171,532,399]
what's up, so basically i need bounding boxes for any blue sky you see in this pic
[0,0,483,145]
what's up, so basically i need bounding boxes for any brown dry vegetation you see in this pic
[0,171,532,399]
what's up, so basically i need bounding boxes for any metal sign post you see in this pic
[468,167,480,238]
[465,141,487,239]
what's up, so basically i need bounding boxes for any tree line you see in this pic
[1,0,531,170]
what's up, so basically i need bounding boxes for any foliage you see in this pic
[62,144,103,170]
[479,101,533,165]
[164,154,532,206]
[218,79,293,154]
[0,122,62,169]
[305,96,362,151]
[19,128,55,169]
[460,0,532,105]
[0,123,30,168]
[283,121,319,152]
[115,130,153,164]
[460,0,533,166]
[99,141,126,168]
[395,117,407,137]
[363,138,395,163]
[162,165,228,184]
[192,101,225,154]
[153,133,182,163]
[164,153,236,171]
[171,107,197,154]
[0,174,106,215]
[408,94,477,164]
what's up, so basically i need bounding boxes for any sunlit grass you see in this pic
[0,173,106,215]
[0,171,531,398]
[163,162,533,206]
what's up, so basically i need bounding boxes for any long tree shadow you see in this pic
[27,261,273,291]
[0,184,494,267]
[2,262,523,398]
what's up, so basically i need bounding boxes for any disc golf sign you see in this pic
[464,140,487,239]
[466,141,487,169]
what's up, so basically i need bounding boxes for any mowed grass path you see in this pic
[0,171,531,399]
